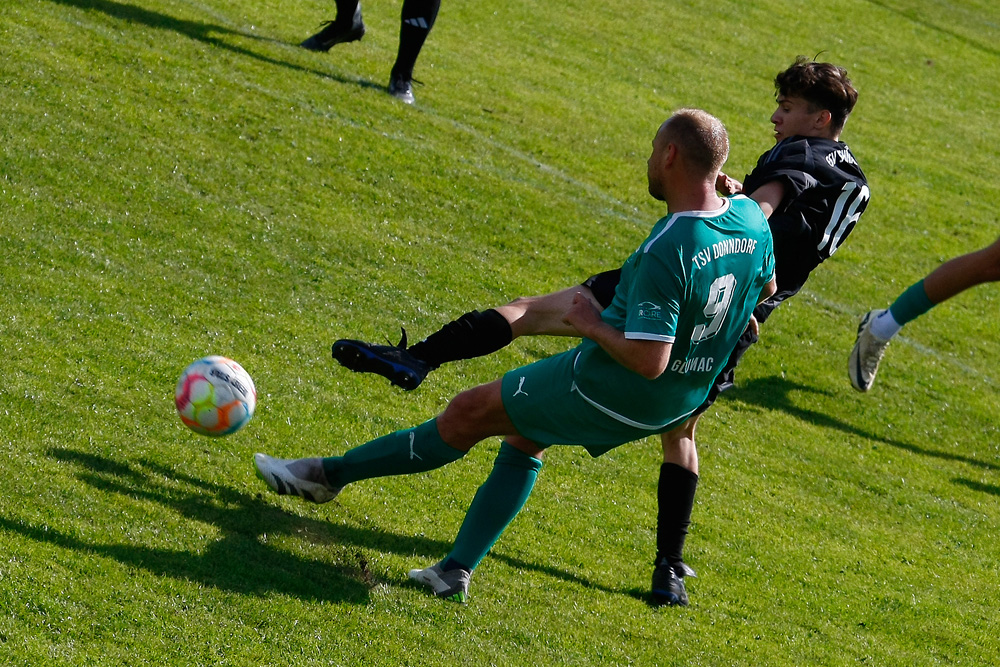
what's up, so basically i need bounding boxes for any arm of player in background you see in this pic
[759,276,777,304]
[747,274,779,336]
[746,180,784,219]
[719,175,781,337]
[718,173,784,220]
[562,292,673,380]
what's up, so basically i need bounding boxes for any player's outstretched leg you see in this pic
[256,418,467,502]
[328,288,598,391]
[848,309,891,391]
[300,1,366,52]
[331,309,514,390]
[329,287,601,391]
[332,329,432,390]
[254,454,343,503]
[386,0,441,104]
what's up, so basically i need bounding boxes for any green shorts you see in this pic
[501,350,672,457]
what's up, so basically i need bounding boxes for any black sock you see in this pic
[655,463,699,565]
[407,309,513,369]
[392,0,441,79]
[335,0,360,25]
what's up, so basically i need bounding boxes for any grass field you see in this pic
[3,0,1000,664]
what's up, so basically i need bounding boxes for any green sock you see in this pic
[447,442,543,571]
[888,279,935,326]
[322,418,466,487]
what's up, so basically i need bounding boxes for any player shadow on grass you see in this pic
[951,478,1000,498]
[44,0,385,94]
[14,448,646,604]
[11,448,373,603]
[725,376,1000,475]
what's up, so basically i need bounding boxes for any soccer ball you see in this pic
[175,356,257,436]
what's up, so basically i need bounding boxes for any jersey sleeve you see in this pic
[742,139,816,201]
[759,226,776,285]
[742,137,870,304]
[621,247,684,343]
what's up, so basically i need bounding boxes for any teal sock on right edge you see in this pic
[888,279,935,327]
[447,442,543,572]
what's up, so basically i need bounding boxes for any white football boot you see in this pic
[408,561,471,603]
[849,309,891,392]
[254,453,342,503]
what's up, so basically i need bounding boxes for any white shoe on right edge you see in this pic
[849,309,891,392]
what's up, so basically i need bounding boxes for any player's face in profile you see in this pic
[770,95,826,142]
[646,122,670,201]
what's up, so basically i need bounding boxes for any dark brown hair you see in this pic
[775,57,858,134]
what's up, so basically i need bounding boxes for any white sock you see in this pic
[869,309,900,341]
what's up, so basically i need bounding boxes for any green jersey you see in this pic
[572,195,774,430]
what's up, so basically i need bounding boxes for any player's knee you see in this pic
[498,296,539,329]
[503,294,561,336]
[442,388,489,426]
[661,417,698,459]
[505,295,536,309]
[660,430,679,451]
[505,435,545,459]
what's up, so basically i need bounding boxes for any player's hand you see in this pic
[563,292,602,334]
[716,172,743,195]
[748,314,760,337]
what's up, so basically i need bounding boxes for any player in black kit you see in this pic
[330,57,869,606]
[299,0,440,104]
[702,65,870,410]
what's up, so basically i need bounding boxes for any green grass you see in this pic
[3,0,1000,664]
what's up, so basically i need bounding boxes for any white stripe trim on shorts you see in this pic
[570,380,696,431]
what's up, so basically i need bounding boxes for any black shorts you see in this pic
[581,269,622,309]
[692,323,758,416]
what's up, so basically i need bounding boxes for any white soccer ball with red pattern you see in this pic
[175,356,256,436]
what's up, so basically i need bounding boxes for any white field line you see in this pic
[802,292,995,386]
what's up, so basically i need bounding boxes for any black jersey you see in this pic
[743,136,869,321]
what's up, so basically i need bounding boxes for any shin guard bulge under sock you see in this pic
[322,418,465,487]
[655,462,699,564]
[447,442,543,571]
[407,309,513,368]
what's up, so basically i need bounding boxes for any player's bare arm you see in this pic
[759,276,777,303]
[747,274,778,336]
[562,292,672,379]
[717,174,782,220]
[747,180,784,219]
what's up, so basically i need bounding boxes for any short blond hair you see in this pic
[662,108,729,175]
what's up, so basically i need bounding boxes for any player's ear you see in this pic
[816,109,833,132]
[663,143,678,167]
